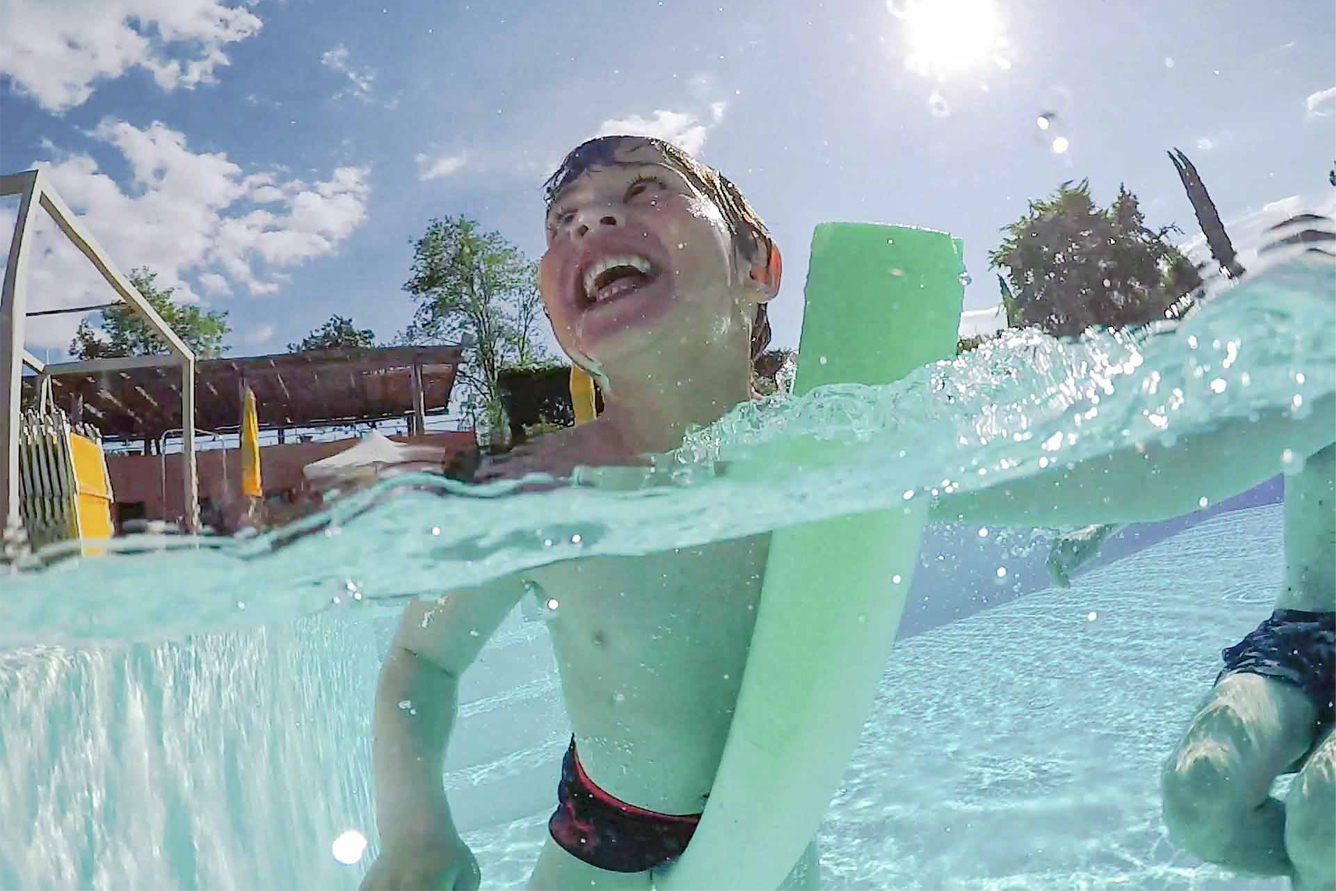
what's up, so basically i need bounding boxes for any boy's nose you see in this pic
[574,207,622,238]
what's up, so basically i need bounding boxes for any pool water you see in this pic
[1,254,1331,888]
[1,504,1292,889]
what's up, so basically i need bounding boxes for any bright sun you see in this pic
[889,0,1008,80]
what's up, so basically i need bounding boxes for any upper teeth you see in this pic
[583,255,653,301]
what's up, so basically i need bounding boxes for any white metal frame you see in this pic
[2,169,199,537]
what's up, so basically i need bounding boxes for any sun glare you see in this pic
[889,0,1008,80]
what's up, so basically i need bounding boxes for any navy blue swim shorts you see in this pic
[1217,609,1335,754]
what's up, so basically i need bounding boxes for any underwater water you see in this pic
[0,505,1296,889]
[1,255,1331,645]
[0,255,1331,889]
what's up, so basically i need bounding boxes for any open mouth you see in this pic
[580,254,658,306]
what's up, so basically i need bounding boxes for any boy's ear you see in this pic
[746,240,782,301]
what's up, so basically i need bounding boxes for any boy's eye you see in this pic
[626,177,666,199]
[550,209,575,229]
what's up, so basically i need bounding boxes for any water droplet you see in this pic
[571,533,582,544]
[613,692,625,703]
[236,601,246,610]
[1295,372,1306,385]
[1209,378,1227,394]
[677,242,685,249]
[1281,449,1294,465]
[996,567,1007,578]
[331,830,368,865]
[1051,136,1069,154]
[819,356,828,365]
[1291,394,1303,410]
[1164,56,1175,68]
[1087,612,1097,622]
[1036,114,1050,130]
[431,526,441,536]
[890,268,904,277]
[977,527,989,537]
[886,238,895,245]
[398,699,413,710]
[1198,496,1209,508]
[545,598,560,612]
[892,574,902,585]
[902,489,915,500]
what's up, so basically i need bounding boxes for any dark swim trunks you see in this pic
[548,737,700,873]
[1217,609,1336,760]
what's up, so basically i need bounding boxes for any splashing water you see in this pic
[1,257,1331,645]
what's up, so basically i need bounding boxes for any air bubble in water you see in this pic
[332,830,367,865]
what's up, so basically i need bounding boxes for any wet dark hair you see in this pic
[543,135,774,361]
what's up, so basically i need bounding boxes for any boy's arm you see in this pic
[371,577,526,849]
[931,393,1334,527]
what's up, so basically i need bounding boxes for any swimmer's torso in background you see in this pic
[526,534,770,816]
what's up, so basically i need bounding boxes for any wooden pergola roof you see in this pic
[21,345,463,442]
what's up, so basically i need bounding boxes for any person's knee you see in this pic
[1285,748,1336,883]
[1161,738,1249,858]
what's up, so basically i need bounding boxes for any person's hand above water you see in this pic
[359,830,480,891]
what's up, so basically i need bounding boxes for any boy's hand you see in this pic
[475,420,648,484]
[1046,523,1121,588]
[359,831,480,891]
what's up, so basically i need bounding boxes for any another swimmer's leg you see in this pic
[1161,673,1318,877]
[527,836,652,891]
[772,839,819,891]
[1285,729,1335,891]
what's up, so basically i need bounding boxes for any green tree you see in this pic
[989,180,1202,339]
[70,268,231,359]
[400,215,548,414]
[288,314,376,352]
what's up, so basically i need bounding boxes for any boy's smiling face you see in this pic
[539,139,771,380]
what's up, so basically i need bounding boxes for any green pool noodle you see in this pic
[657,224,964,890]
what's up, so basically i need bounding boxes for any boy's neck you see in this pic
[596,345,754,455]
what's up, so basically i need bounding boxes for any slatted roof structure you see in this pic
[21,345,463,443]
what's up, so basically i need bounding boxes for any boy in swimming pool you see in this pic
[362,135,813,891]
[362,136,1336,891]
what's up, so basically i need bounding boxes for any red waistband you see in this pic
[568,739,702,823]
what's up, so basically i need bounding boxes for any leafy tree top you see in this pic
[989,180,1201,339]
[70,268,231,359]
[288,314,376,352]
[400,215,548,413]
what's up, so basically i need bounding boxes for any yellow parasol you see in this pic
[240,385,262,499]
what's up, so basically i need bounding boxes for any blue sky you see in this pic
[2,0,1332,361]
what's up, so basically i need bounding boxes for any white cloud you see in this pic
[0,120,371,348]
[590,110,712,156]
[414,152,469,181]
[245,324,274,345]
[1305,85,1335,119]
[321,45,376,102]
[0,0,263,112]
[199,271,231,295]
